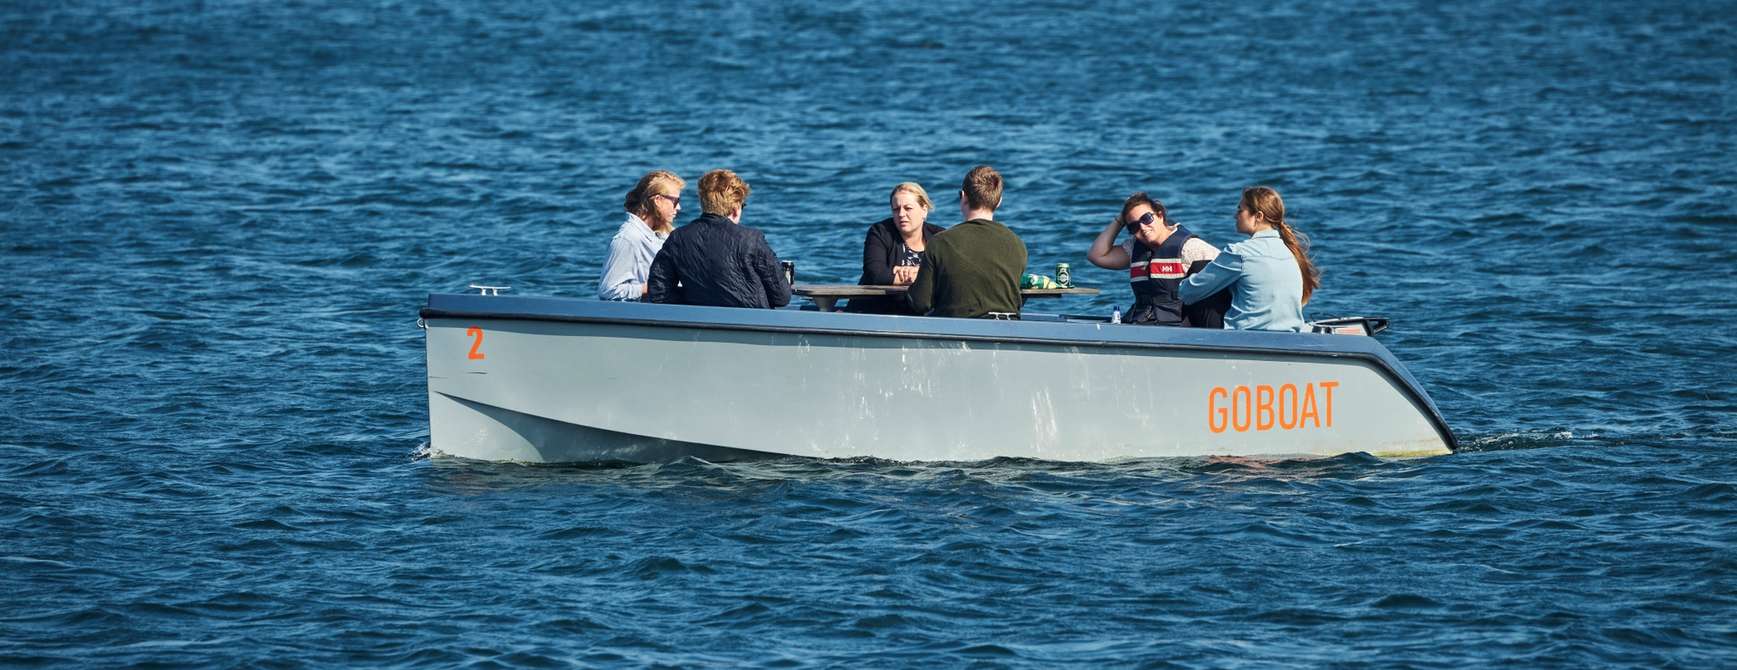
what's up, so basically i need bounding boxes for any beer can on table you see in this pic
[781,260,796,286]
[1055,263,1071,288]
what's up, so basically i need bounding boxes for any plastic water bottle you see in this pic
[1111,307,1121,324]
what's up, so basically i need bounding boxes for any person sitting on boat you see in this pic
[844,182,947,314]
[905,165,1028,318]
[1083,190,1236,326]
[1179,186,1320,332]
[646,169,791,309]
[1085,192,1229,327]
[598,170,685,301]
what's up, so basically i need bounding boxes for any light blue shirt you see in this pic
[1179,229,1306,332]
[597,213,666,301]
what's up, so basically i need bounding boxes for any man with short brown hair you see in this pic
[647,169,791,309]
[906,165,1027,318]
[960,164,1003,212]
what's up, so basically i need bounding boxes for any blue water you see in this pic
[4,0,1736,666]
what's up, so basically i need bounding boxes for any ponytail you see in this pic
[1240,185,1320,305]
[1272,221,1320,305]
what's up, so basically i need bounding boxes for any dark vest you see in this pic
[1127,226,1198,326]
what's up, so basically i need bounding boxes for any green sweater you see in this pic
[906,218,1028,318]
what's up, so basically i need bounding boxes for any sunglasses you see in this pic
[654,194,681,206]
[1127,211,1159,228]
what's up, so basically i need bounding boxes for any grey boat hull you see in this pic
[421,294,1455,463]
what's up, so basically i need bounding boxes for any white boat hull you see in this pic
[421,295,1455,463]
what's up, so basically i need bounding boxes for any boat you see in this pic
[418,291,1456,463]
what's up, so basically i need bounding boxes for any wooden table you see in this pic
[792,283,1100,312]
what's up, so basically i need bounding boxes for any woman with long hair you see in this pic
[1178,186,1320,331]
[598,170,684,300]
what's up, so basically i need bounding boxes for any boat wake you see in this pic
[1456,430,1577,452]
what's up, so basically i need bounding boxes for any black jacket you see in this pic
[646,213,791,309]
[844,217,946,314]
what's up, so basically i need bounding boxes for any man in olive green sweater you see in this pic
[906,165,1029,318]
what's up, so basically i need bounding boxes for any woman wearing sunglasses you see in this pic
[1086,192,1227,326]
[1178,186,1320,332]
[598,170,685,301]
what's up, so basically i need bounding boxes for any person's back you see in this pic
[906,165,1027,318]
[910,219,1026,318]
[1179,186,1318,332]
[646,169,791,309]
[1206,231,1304,330]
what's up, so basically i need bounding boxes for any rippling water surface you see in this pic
[4,0,1736,666]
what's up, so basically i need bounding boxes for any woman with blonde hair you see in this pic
[844,182,946,314]
[1179,186,1321,332]
[598,170,684,300]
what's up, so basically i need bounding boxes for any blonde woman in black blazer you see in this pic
[845,182,946,314]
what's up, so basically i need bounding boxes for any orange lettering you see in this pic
[1208,387,1229,434]
[1255,385,1275,431]
[1321,381,1339,428]
[1278,384,1298,429]
[1232,386,1252,432]
[466,327,486,360]
[1211,380,1339,433]
[1299,383,1319,428]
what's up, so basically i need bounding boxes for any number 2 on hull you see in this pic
[466,327,486,360]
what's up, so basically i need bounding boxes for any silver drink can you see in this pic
[1056,263,1071,288]
[781,260,795,286]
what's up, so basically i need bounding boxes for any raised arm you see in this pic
[1086,216,1132,269]
[1179,249,1244,305]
